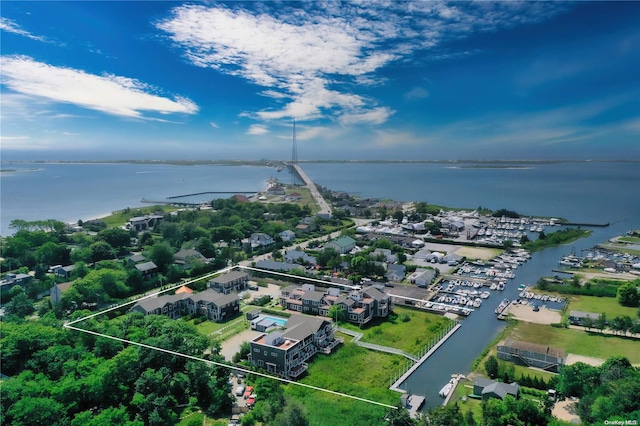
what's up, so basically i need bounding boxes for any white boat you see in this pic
[439,381,453,398]
[481,291,490,299]
[473,298,482,308]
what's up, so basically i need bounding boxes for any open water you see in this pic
[1,160,638,409]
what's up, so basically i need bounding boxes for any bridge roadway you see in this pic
[290,164,332,217]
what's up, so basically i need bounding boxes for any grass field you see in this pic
[102,205,179,227]
[508,321,640,363]
[455,246,503,261]
[285,342,403,426]
[340,307,453,356]
[563,294,638,321]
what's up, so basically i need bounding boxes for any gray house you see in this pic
[497,339,565,373]
[209,271,249,294]
[473,377,520,401]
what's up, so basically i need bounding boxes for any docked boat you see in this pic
[495,299,510,315]
[473,298,482,308]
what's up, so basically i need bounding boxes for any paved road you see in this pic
[291,164,332,217]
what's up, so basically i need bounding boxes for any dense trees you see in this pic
[0,314,232,426]
[618,281,640,307]
[556,357,640,424]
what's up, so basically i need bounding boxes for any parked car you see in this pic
[243,386,254,399]
[235,385,245,396]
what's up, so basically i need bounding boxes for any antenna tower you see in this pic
[291,118,298,185]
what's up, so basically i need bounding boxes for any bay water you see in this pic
[1,160,638,409]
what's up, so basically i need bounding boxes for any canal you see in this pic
[402,221,635,410]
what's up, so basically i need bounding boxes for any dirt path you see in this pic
[505,303,562,324]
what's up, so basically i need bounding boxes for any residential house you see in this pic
[50,281,73,304]
[280,284,392,326]
[0,273,33,289]
[131,289,240,322]
[126,215,163,232]
[407,268,436,288]
[48,265,76,279]
[247,233,275,249]
[286,192,302,201]
[386,264,406,282]
[249,314,341,379]
[209,271,249,294]
[568,310,601,326]
[127,253,146,264]
[370,248,397,264]
[325,236,357,254]
[473,378,520,401]
[497,339,565,373]
[279,230,297,243]
[135,261,158,279]
[174,249,207,270]
[255,260,303,272]
[285,250,317,266]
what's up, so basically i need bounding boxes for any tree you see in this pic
[150,243,175,273]
[484,355,499,379]
[328,304,346,323]
[268,398,309,426]
[196,237,216,258]
[90,241,116,262]
[232,341,251,363]
[581,315,594,331]
[595,313,607,333]
[385,405,416,426]
[5,292,35,318]
[617,282,640,307]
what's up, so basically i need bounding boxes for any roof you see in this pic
[175,249,204,260]
[302,290,325,302]
[283,315,330,341]
[500,339,565,359]
[55,282,73,293]
[569,310,600,319]
[135,261,158,272]
[210,270,248,284]
[482,382,519,399]
[128,253,146,263]
[189,289,239,306]
[362,286,387,301]
[473,377,495,389]
[255,260,302,271]
[175,285,193,294]
[327,235,356,249]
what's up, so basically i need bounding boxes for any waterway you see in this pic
[402,220,634,409]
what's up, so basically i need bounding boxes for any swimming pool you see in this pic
[261,315,288,326]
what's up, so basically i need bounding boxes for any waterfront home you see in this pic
[126,215,163,232]
[280,284,392,326]
[131,289,240,322]
[325,235,357,254]
[407,268,437,288]
[473,377,520,401]
[174,249,207,270]
[497,339,565,373]
[208,271,249,294]
[279,230,296,243]
[568,310,601,326]
[249,314,341,379]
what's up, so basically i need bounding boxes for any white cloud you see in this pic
[0,55,199,119]
[247,124,268,135]
[0,17,48,42]
[403,87,430,101]
[340,107,395,125]
[155,2,568,126]
[210,122,219,128]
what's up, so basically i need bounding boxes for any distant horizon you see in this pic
[2,157,640,163]
[2,1,638,160]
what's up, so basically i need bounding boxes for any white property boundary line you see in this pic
[63,264,398,410]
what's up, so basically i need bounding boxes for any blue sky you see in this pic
[1,1,638,161]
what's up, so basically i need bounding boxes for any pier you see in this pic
[167,191,257,199]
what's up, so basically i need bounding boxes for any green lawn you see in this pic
[102,205,179,227]
[508,321,640,364]
[449,379,482,424]
[339,307,453,356]
[285,342,403,426]
[563,294,638,321]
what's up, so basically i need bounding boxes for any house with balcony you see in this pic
[497,339,565,373]
[249,314,341,379]
[130,290,240,322]
[246,233,275,249]
[126,215,163,232]
[208,271,249,294]
[280,284,392,326]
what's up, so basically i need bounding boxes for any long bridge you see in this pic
[288,163,332,217]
